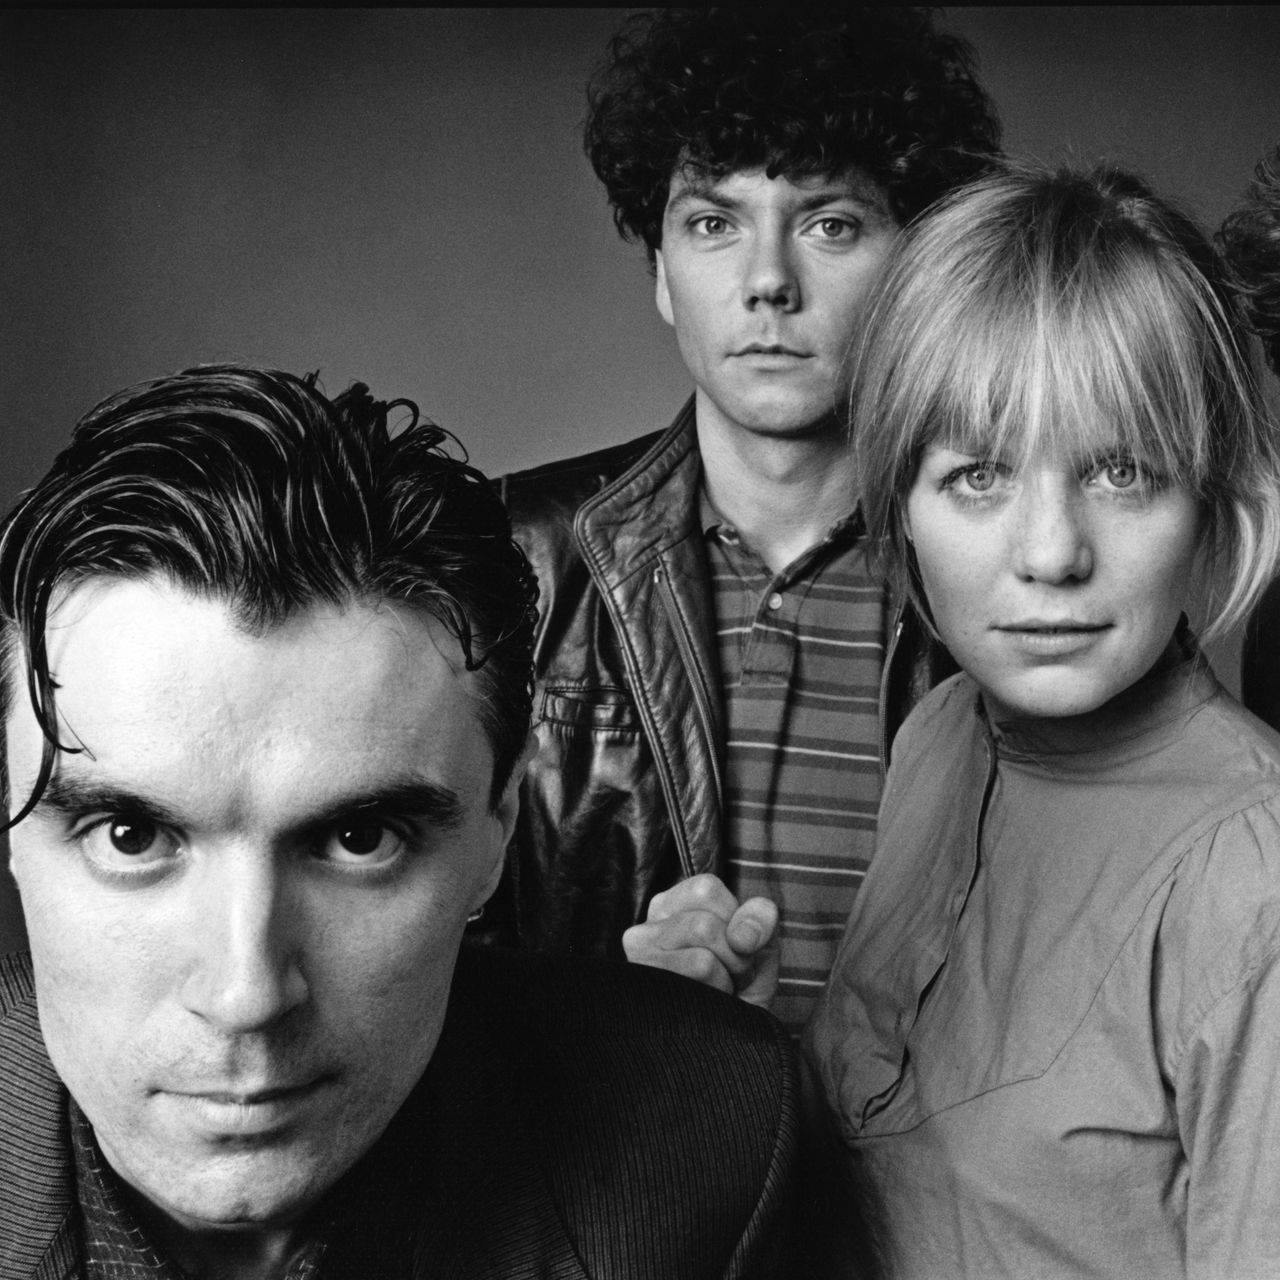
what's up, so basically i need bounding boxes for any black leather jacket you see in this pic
[495,400,953,957]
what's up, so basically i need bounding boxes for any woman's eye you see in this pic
[959,464,997,492]
[934,458,1011,503]
[81,816,180,870]
[1087,456,1155,493]
[321,821,405,867]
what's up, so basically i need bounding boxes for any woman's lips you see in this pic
[994,622,1111,657]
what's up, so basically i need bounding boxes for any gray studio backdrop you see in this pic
[2,6,1279,954]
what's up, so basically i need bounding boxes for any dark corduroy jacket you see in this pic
[494,400,953,958]
[0,945,799,1280]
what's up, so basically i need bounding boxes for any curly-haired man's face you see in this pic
[655,167,897,442]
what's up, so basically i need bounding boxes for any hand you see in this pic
[622,873,780,1009]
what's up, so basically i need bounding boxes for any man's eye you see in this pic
[110,819,156,855]
[81,817,180,870]
[321,822,406,867]
[690,214,730,236]
[810,216,859,241]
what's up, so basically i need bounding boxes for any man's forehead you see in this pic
[5,576,494,810]
[39,576,468,683]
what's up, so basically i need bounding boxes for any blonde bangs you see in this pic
[899,211,1221,488]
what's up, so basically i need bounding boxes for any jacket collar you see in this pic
[0,953,79,1280]
[569,398,725,873]
[572,397,701,586]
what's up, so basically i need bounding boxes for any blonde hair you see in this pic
[851,162,1280,639]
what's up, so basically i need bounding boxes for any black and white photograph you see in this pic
[2,7,1280,1277]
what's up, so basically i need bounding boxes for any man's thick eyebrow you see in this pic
[35,775,466,832]
[793,187,888,216]
[37,775,183,824]
[307,780,465,832]
[666,179,742,214]
[666,180,888,217]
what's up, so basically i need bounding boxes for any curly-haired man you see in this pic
[498,6,1001,1034]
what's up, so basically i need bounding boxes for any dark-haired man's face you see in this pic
[7,577,518,1244]
[655,167,898,443]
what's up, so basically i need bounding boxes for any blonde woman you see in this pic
[805,164,1280,1278]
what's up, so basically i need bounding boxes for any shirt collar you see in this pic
[699,483,862,548]
[71,1097,185,1279]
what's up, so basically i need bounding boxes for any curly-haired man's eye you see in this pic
[810,216,861,242]
[691,214,730,237]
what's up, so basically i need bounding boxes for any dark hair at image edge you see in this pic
[584,4,1002,259]
[0,366,539,826]
[1219,145,1280,376]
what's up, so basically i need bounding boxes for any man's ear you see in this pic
[654,250,675,327]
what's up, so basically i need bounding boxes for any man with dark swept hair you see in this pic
[499,5,997,1034]
[0,366,799,1278]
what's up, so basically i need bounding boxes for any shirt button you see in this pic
[767,592,784,611]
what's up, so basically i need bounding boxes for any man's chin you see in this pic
[711,394,842,442]
[104,1134,353,1234]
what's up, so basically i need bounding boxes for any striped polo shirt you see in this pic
[703,495,887,1035]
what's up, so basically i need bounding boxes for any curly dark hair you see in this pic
[584,5,1002,259]
[0,365,538,825]
[1219,146,1280,376]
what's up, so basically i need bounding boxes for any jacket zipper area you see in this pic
[654,561,725,817]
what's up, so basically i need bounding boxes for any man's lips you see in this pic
[159,1077,332,1135]
[732,342,812,358]
[174,1081,322,1105]
[156,1070,334,1107]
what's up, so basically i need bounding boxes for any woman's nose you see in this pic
[1011,479,1094,584]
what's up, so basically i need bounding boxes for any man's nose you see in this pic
[743,233,800,312]
[1011,478,1094,584]
[179,852,308,1033]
